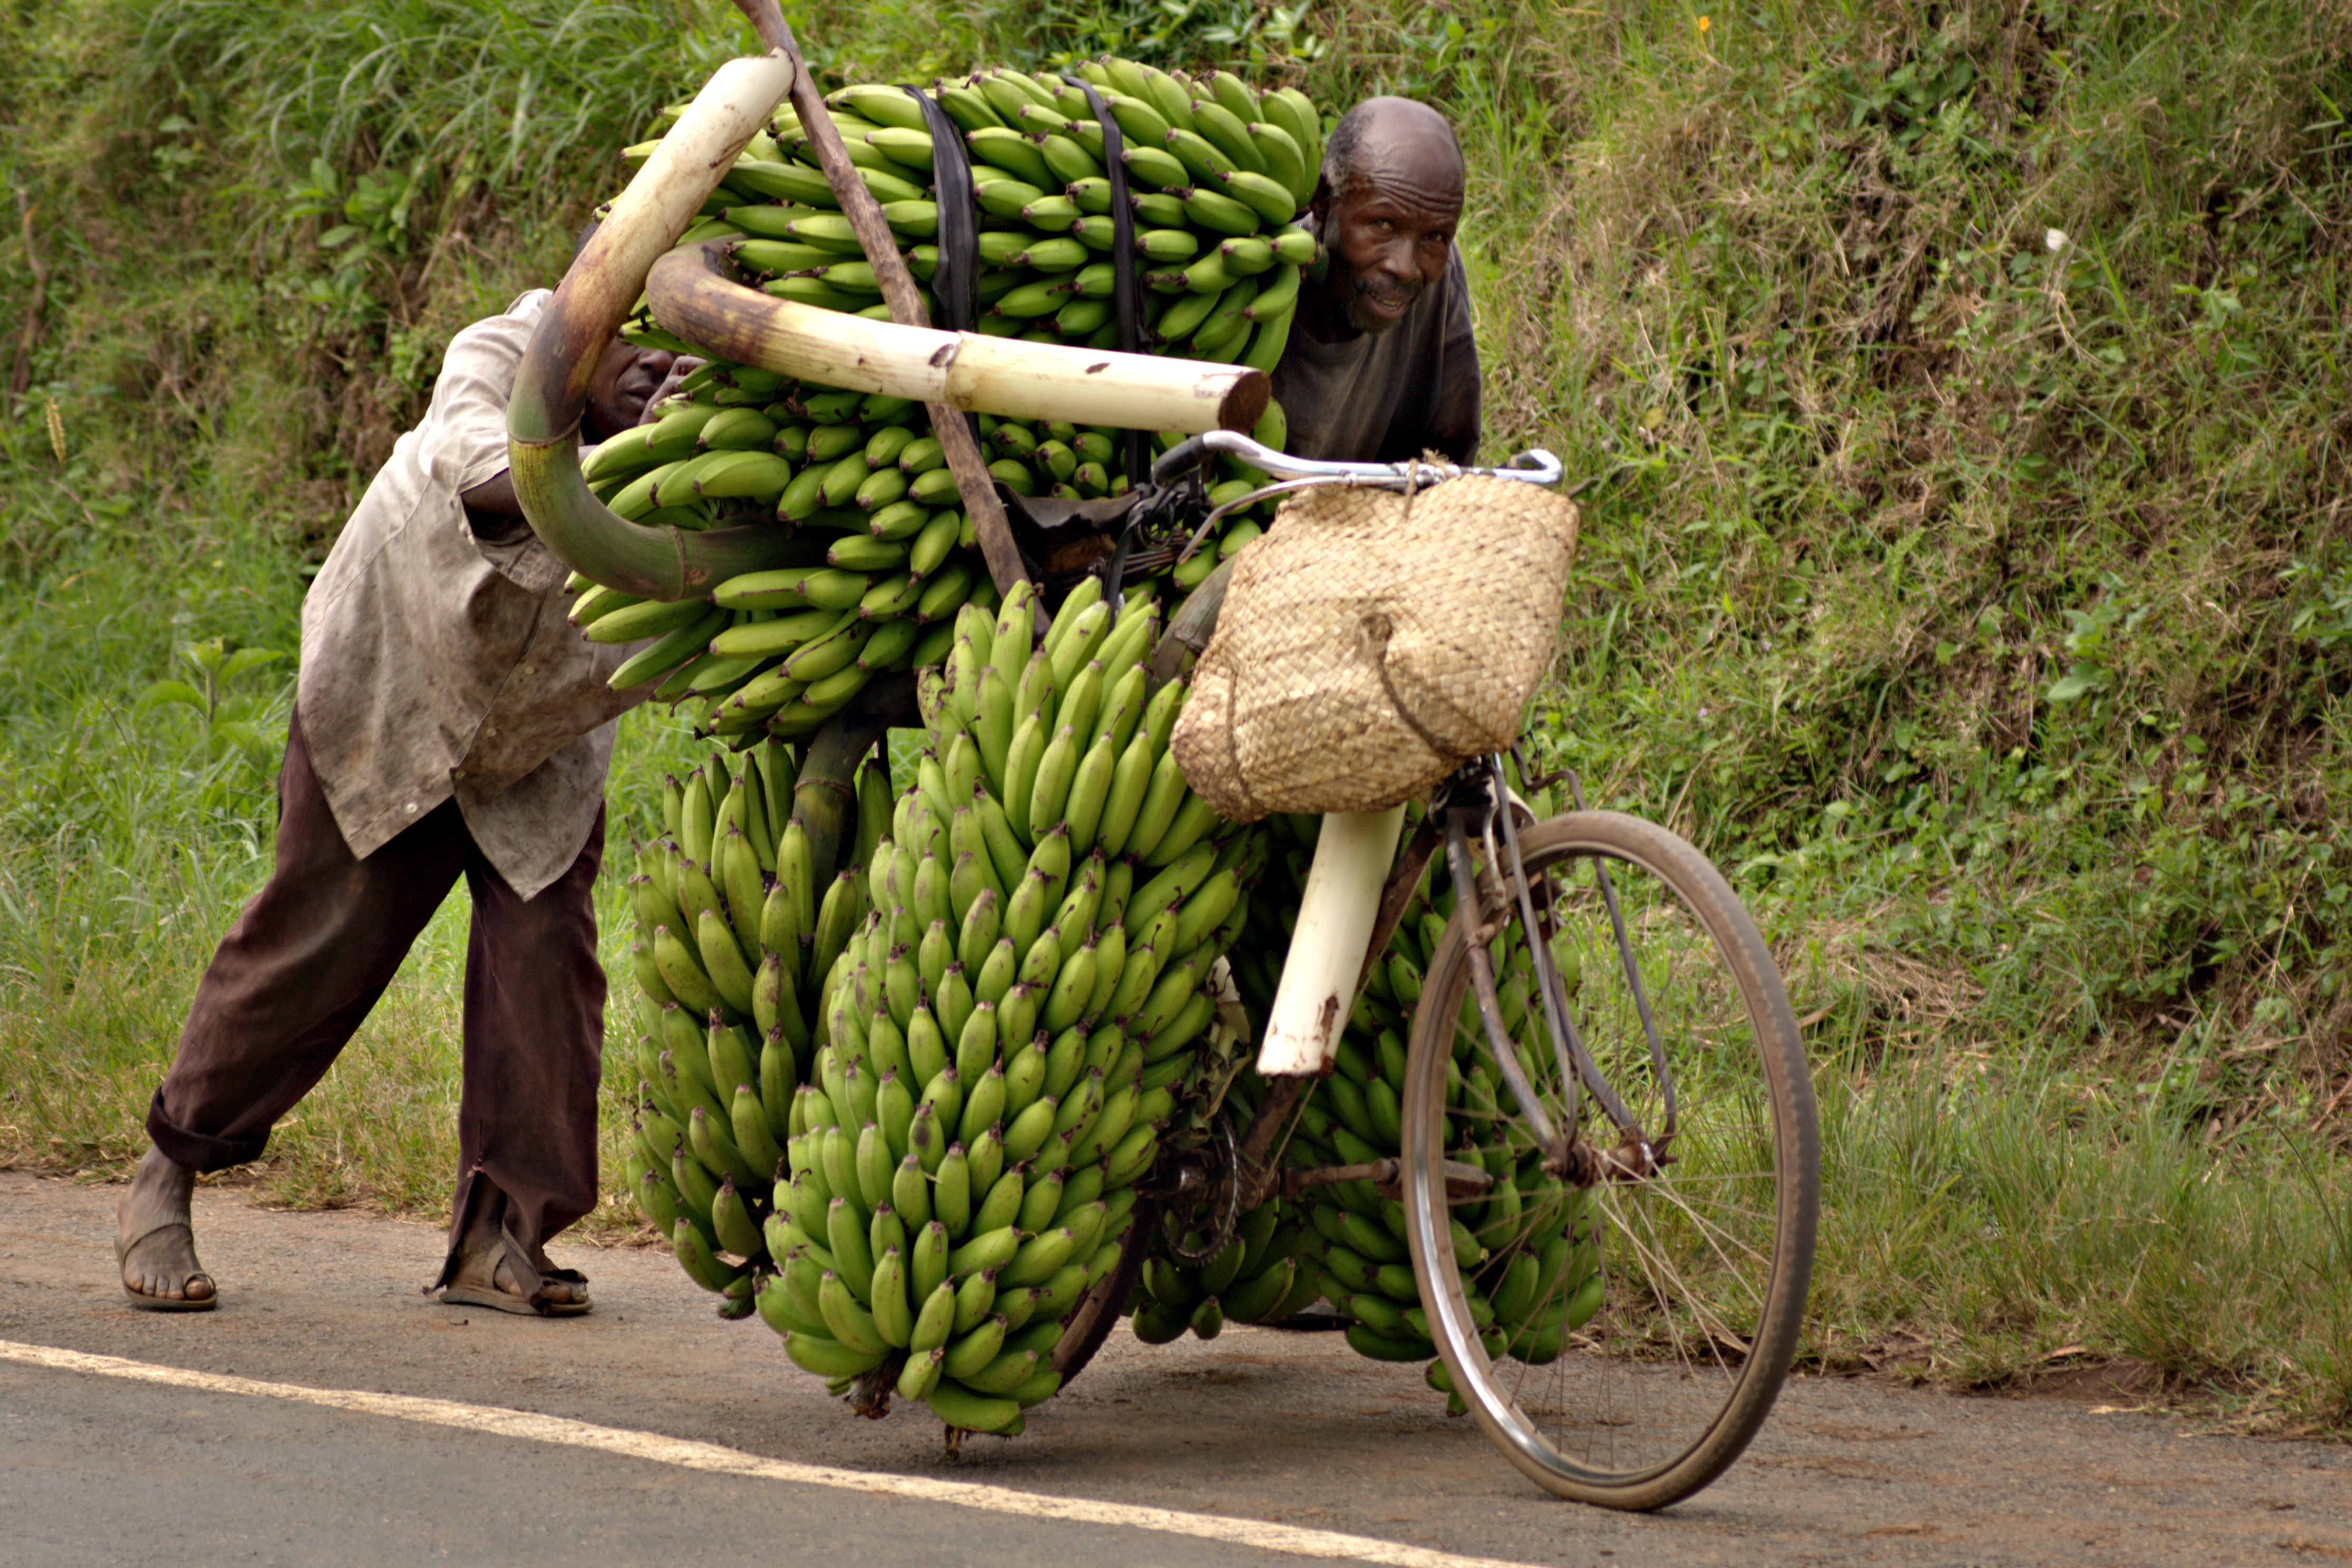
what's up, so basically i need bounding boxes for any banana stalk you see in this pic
[508,51,804,598]
[790,699,892,887]
[645,241,1269,439]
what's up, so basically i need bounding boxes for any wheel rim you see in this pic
[1402,812,1815,1507]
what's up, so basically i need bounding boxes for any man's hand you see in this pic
[638,356,706,425]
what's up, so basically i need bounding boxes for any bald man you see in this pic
[1273,96,1480,466]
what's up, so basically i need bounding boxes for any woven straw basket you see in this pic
[1170,472,1579,820]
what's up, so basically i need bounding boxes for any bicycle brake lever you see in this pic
[1512,741,1585,809]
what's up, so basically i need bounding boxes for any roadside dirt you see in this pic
[3,1171,2345,1566]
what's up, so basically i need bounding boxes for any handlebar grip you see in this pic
[1150,435,1214,486]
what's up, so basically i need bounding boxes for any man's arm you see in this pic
[459,355,702,544]
[460,470,528,540]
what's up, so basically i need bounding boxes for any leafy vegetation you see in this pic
[1,0,2345,1431]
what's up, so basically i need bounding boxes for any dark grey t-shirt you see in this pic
[1269,247,1480,464]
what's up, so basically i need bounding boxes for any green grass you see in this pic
[3,0,2349,1431]
[1813,1056,2351,1434]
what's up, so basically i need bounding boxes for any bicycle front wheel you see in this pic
[1400,810,1817,1510]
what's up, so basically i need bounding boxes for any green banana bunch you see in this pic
[585,57,1330,654]
[601,49,1341,1392]
[1130,1192,1322,1342]
[626,741,905,1316]
[1223,805,1605,1411]
[572,364,998,735]
[1127,1069,1322,1343]
[756,576,1256,1433]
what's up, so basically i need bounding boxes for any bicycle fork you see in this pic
[1441,756,1670,1187]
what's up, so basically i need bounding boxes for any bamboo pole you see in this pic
[647,242,1270,437]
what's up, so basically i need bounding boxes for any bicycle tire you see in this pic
[1048,1194,1159,1381]
[1399,810,1817,1510]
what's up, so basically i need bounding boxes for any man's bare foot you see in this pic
[115,1147,217,1311]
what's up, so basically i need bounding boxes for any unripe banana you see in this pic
[1102,1122,1158,1187]
[582,594,714,646]
[1026,724,1081,832]
[947,1224,1021,1279]
[672,1217,747,1294]
[782,1325,887,1380]
[1041,940,1098,1035]
[1181,184,1261,237]
[940,1313,1012,1385]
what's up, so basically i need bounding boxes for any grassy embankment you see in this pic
[0,0,2344,1430]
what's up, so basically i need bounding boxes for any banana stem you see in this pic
[1256,805,1409,1076]
[647,244,1270,437]
[506,51,801,598]
[791,699,890,888]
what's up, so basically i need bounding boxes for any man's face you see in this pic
[1316,171,1462,336]
[584,340,679,439]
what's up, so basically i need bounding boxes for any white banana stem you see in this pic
[570,53,798,344]
[1256,806,1409,1076]
[644,246,1266,435]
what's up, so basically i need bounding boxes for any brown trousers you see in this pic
[148,707,607,1288]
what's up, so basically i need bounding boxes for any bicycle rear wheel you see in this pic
[1400,810,1817,1510]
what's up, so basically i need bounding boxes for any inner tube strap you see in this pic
[1063,74,1150,489]
[904,85,977,334]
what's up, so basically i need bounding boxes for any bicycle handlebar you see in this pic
[1150,431,1565,490]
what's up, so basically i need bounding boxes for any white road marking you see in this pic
[1,1338,1540,1568]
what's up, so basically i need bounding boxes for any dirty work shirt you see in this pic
[1269,247,1480,466]
[297,288,643,902]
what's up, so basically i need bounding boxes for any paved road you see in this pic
[2,1173,2343,1566]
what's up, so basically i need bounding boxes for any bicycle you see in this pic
[512,40,1815,1511]
[1045,431,1821,1513]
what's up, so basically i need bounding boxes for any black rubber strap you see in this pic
[1062,74,1151,489]
[904,85,977,332]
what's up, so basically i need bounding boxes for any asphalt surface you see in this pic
[2,1172,2345,1567]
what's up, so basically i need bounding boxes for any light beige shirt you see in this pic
[297,289,645,901]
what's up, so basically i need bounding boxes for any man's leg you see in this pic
[121,709,470,1307]
[431,805,607,1315]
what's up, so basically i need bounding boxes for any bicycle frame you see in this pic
[1204,757,1672,1215]
[1119,442,1670,1237]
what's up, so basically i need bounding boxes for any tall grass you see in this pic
[2,0,2348,1426]
[1815,1058,2351,1433]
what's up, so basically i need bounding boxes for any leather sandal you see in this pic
[435,1231,590,1318]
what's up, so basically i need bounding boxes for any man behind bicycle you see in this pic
[1274,96,1481,466]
